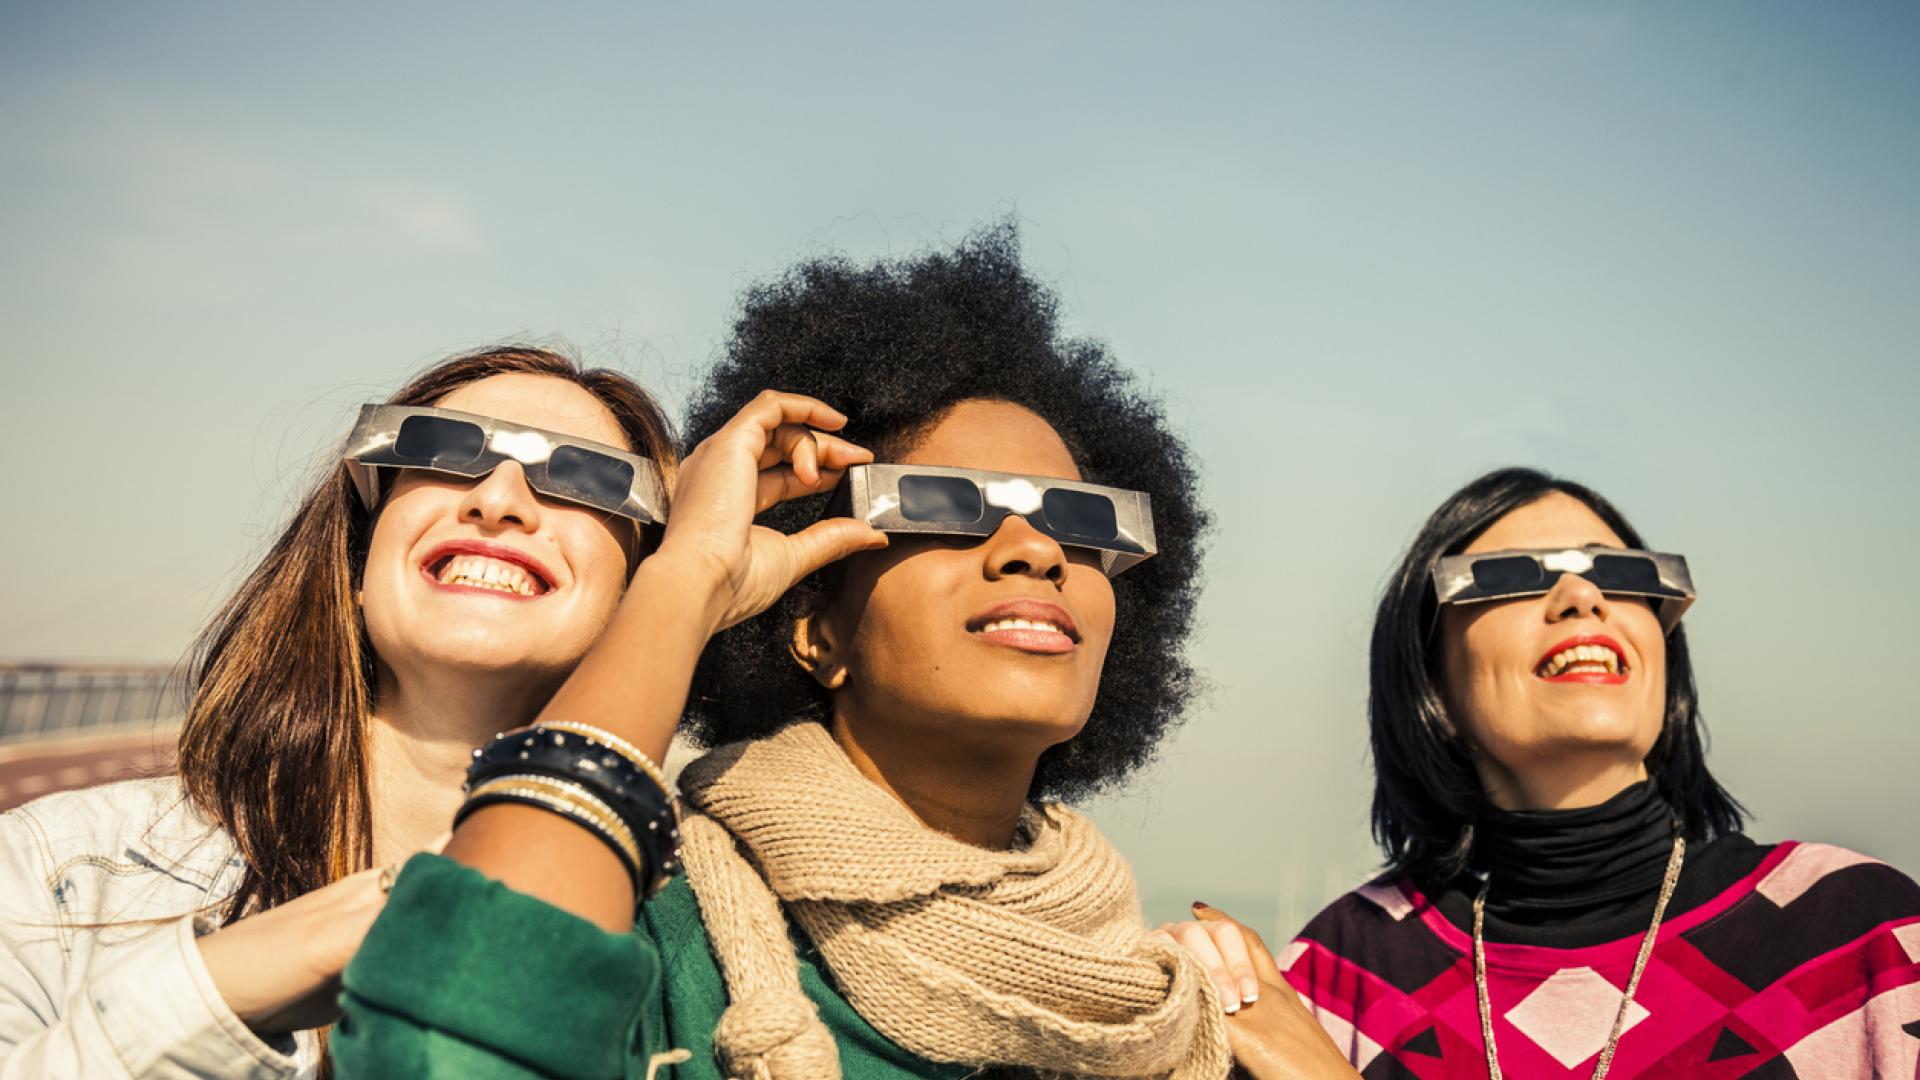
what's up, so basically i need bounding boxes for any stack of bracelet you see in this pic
[456,721,682,901]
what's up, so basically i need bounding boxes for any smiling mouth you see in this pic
[425,554,551,597]
[966,603,1082,656]
[1536,640,1627,682]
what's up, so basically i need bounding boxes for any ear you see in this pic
[789,606,849,690]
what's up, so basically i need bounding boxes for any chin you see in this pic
[405,632,577,679]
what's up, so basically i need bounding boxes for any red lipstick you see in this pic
[1534,634,1628,685]
[419,539,557,599]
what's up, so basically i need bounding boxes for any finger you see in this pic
[812,431,873,470]
[754,463,851,512]
[755,423,821,469]
[1172,923,1242,1013]
[781,519,889,581]
[732,390,850,439]
[1194,901,1285,986]
[1205,919,1262,1006]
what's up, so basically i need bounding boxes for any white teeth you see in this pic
[980,618,1066,636]
[1542,643,1623,677]
[434,555,540,596]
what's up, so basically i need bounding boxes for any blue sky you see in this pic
[3,3,1916,929]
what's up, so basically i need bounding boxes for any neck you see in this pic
[365,660,558,866]
[1477,753,1650,812]
[1472,778,1677,914]
[828,711,1039,851]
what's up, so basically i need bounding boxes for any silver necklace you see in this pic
[1472,833,1685,1080]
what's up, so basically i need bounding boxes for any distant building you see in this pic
[0,663,183,810]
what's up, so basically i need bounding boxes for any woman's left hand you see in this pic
[1152,904,1361,1080]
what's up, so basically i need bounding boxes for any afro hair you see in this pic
[679,222,1210,802]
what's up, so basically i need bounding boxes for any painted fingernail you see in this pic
[1191,900,1212,912]
[1241,977,1261,1003]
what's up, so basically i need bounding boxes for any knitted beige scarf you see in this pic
[675,722,1231,1080]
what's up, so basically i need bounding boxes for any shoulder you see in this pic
[1676,839,1920,991]
[0,777,238,923]
[1746,839,1920,912]
[1283,877,1463,996]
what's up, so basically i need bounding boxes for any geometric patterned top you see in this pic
[1283,839,1920,1078]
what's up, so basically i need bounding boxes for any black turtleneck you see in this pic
[1429,780,1769,949]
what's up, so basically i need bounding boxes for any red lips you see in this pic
[419,539,557,599]
[1534,634,1629,685]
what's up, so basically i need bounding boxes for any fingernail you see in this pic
[1223,999,1239,1015]
[1191,900,1212,912]
[1241,978,1260,1003]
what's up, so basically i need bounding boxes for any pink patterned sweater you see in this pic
[1284,840,1920,1078]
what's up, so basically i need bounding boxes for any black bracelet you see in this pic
[454,775,644,892]
[465,727,681,897]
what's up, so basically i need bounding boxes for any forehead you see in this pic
[1464,492,1628,555]
[432,373,629,450]
[896,399,1081,481]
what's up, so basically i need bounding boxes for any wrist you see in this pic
[630,551,732,635]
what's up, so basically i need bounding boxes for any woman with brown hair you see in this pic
[0,346,678,1077]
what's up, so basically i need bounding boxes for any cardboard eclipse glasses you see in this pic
[343,405,667,524]
[342,408,1155,574]
[825,464,1157,577]
[1430,546,1696,634]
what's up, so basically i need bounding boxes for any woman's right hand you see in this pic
[195,864,396,1036]
[652,389,887,632]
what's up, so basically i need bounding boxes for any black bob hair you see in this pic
[1369,467,1745,885]
[678,223,1210,802]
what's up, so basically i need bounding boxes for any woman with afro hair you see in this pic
[332,225,1357,1079]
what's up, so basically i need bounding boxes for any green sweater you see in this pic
[334,854,970,1080]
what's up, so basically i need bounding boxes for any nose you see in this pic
[982,514,1068,586]
[1542,570,1610,625]
[456,461,543,533]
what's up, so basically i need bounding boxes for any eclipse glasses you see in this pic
[343,405,666,524]
[1430,546,1696,633]
[825,464,1157,577]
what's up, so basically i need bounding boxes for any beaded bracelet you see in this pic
[456,774,644,890]
[464,725,682,898]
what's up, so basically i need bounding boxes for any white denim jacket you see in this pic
[0,778,311,1078]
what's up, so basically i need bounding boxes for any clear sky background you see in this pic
[4,3,1916,932]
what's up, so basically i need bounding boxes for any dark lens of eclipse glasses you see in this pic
[1469,555,1550,594]
[1589,554,1665,594]
[899,474,986,523]
[394,415,486,464]
[546,445,635,507]
[1041,488,1119,541]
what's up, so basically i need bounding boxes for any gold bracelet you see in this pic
[463,774,643,877]
[534,721,677,810]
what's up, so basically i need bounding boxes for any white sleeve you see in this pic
[0,812,299,1080]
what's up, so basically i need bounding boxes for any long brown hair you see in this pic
[176,346,678,922]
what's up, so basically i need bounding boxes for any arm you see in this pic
[440,390,883,929]
[333,392,882,1077]
[0,810,298,1079]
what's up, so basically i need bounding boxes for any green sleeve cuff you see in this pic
[336,853,660,1080]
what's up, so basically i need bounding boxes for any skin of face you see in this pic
[1436,492,1668,810]
[805,399,1118,762]
[359,372,640,687]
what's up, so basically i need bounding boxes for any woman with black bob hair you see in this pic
[334,225,1357,1078]
[1167,468,1920,1078]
